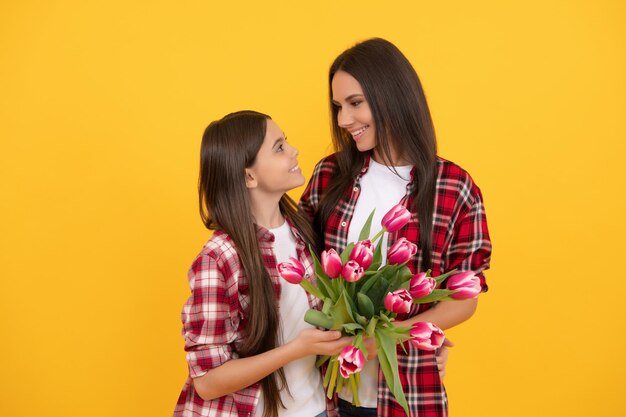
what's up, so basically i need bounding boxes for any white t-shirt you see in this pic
[255,221,326,417]
[340,159,412,407]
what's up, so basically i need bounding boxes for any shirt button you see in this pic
[353,186,359,192]
[341,221,347,227]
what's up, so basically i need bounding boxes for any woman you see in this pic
[300,38,492,417]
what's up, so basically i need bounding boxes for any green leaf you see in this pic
[342,322,364,334]
[358,209,376,241]
[357,292,375,319]
[340,242,355,264]
[328,291,357,330]
[365,316,379,337]
[304,309,334,329]
[322,298,332,315]
[365,276,389,311]
[358,270,382,295]
[434,268,458,286]
[309,245,336,300]
[299,278,325,301]
[370,238,384,270]
[375,328,410,416]
[355,313,368,327]
[413,289,457,304]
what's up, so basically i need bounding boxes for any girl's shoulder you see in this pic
[189,230,240,275]
[435,156,484,206]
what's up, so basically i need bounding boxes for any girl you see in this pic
[173,110,353,417]
[300,38,492,417]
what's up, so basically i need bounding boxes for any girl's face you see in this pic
[245,119,305,196]
[331,70,376,153]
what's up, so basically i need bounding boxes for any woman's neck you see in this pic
[372,147,410,166]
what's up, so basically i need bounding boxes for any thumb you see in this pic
[442,338,455,348]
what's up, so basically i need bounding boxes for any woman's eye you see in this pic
[351,101,362,107]
[277,144,284,151]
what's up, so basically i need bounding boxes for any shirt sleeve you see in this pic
[299,155,335,221]
[443,187,492,291]
[181,252,237,378]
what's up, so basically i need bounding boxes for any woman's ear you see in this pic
[244,168,257,188]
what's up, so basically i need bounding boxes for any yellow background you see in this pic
[1,1,624,416]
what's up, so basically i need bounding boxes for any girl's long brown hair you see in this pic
[316,38,438,270]
[198,110,318,417]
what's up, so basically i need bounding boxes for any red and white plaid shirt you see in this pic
[173,222,338,417]
[299,154,492,417]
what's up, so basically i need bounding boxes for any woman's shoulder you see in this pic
[311,153,339,174]
[435,156,484,206]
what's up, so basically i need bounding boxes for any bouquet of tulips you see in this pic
[278,204,482,416]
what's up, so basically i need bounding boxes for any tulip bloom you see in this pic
[447,271,481,299]
[384,288,412,314]
[349,240,374,270]
[277,257,306,284]
[381,204,411,232]
[387,237,417,265]
[410,322,445,351]
[409,272,436,299]
[321,248,343,279]
[341,260,365,283]
[337,345,365,378]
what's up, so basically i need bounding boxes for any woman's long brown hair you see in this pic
[316,38,438,270]
[198,110,319,417]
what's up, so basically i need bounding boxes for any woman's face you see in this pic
[331,70,377,153]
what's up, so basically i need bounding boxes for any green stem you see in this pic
[371,229,385,244]
[327,360,339,399]
[349,374,360,406]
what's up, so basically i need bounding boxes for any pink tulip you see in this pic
[381,204,411,232]
[387,237,417,265]
[410,322,445,351]
[349,240,374,270]
[409,272,436,299]
[337,345,365,378]
[446,271,481,299]
[321,248,343,279]
[384,288,412,314]
[341,260,365,283]
[277,257,306,284]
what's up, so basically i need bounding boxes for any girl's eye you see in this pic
[351,101,362,107]
[277,144,284,152]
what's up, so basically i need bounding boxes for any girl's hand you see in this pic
[289,328,352,358]
[436,338,454,380]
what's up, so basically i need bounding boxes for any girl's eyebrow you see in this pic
[332,94,365,105]
[272,136,285,149]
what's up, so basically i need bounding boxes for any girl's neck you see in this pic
[249,192,285,229]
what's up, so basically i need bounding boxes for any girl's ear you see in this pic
[244,168,257,188]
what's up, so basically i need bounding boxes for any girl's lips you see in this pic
[289,163,301,173]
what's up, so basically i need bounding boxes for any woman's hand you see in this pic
[362,335,377,360]
[436,338,454,380]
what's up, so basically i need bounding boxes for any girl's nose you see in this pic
[287,142,299,157]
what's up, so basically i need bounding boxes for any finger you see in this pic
[320,330,342,340]
[442,338,455,348]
